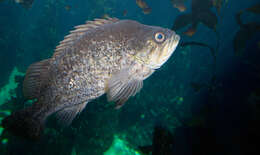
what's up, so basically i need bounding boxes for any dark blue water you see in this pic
[0,0,259,154]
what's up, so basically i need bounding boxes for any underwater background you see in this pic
[0,0,259,154]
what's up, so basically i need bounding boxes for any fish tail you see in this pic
[2,106,44,140]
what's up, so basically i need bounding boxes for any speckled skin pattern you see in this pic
[32,19,179,120]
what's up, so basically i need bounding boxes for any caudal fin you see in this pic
[2,109,44,140]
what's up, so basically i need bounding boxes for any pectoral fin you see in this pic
[55,102,88,126]
[106,68,143,109]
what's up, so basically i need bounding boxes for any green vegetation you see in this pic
[0,67,24,106]
[1,138,8,145]
[104,136,142,155]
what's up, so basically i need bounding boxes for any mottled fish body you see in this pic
[171,0,187,12]
[3,18,180,139]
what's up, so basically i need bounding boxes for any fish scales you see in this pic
[2,18,180,139]
[50,23,134,103]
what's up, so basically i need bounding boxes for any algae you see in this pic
[104,136,141,155]
[0,67,24,106]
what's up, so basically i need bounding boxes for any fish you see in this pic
[2,18,180,139]
[245,3,260,14]
[136,0,152,14]
[65,5,71,11]
[171,0,187,12]
[212,0,228,14]
[14,0,34,9]
[183,26,197,36]
[172,0,218,36]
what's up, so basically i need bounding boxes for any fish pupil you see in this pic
[157,34,163,39]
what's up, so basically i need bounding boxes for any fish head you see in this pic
[127,23,180,70]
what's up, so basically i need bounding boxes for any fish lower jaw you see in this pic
[144,63,161,70]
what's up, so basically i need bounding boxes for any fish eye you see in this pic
[154,32,165,43]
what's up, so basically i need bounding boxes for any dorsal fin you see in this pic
[54,17,119,57]
[23,59,50,100]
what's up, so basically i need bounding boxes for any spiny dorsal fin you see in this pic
[23,59,50,100]
[54,17,119,57]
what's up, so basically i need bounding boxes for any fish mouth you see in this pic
[170,33,180,48]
